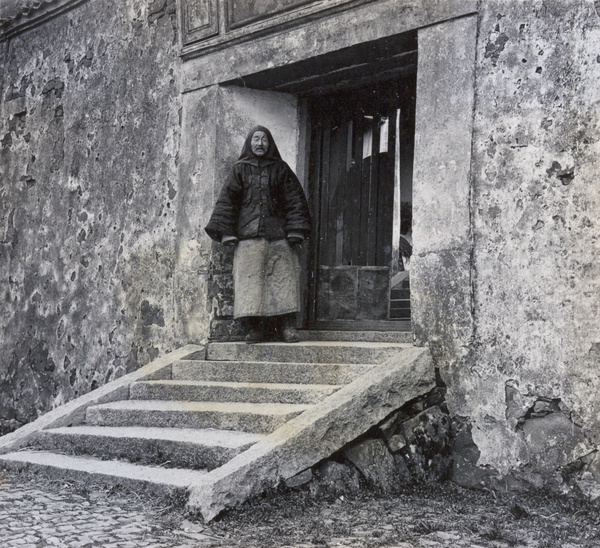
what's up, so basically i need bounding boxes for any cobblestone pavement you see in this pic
[1,470,599,547]
[0,472,210,548]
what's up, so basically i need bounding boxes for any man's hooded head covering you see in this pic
[236,125,283,166]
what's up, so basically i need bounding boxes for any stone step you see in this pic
[187,345,434,521]
[0,450,207,496]
[32,426,261,470]
[298,330,412,343]
[172,360,376,385]
[86,400,310,434]
[206,341,412,364]
[390,288,410,300]
[390,308,411,319]
[130,380,341,405]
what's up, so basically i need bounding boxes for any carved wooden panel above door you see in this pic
[179,0,220,46]
[227,0,315,29]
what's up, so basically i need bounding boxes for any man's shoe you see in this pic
[282,327,300,343]
[245,329,265,344]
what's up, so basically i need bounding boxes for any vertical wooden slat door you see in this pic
[309,80,414,328]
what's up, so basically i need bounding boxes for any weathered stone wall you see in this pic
[445,0,600,495]
[0,0,182,434]
[285,387,451,494]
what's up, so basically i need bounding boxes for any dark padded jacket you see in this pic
[205,126,311,242]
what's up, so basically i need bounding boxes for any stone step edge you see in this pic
[186,346,435,522]
[131,380,344,391]
[0,344,205,456]
[85,400,311,434]
[205,342,414,364]
[298,331,412,343]
[174,359,380,367]
[31,427,262,471]
[171,361,375,387]
[0,450,208,492]
[87,400,311,415]
[129,380,341,406]
[207,341,414,349]
[39,425,263,448]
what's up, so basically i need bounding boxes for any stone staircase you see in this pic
[0,331,434,521]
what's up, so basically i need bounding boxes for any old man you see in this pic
[205,126,311,343]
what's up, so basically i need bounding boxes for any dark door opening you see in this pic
[307,77,416,330]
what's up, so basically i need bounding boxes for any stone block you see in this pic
[32,425,259,471]
[521,412,593,473]
[379,412,402,440]
[577,471,600,501]
[585,452,600,483]
[344,438,397,493]
[172,359,374,385]
[388,433,408,453]
[284,468,313,489]
[311,460,360,495]
[130,379,340,405]
[400,405,451,481]
[507,468,545,491]
[209,319,245,341]
[451,456,497,491]
[411,250,473,348]
[413,16,476,255]
[402,406,450,445]
[393,453,412,483]
[450,416,481,465]
[85,400,308,434]
[0,450,206,497]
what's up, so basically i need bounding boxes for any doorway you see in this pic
[307,77,416,330]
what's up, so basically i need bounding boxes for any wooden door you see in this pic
[307,79,415,329]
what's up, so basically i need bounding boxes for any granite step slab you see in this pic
[0,450,207,496]
[32,426,261,470]
[187,345,435,521]
[206,341,412,364]
[85,400,310,434]
[298,330,412,343]
[130,380,341,405]
[171,360,377,385]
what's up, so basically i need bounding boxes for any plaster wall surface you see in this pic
[444,0,600,487]
[0,0,182,434]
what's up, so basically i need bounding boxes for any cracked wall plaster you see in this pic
[445,0,600,483]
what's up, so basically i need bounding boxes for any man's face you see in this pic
[251,131,269,157]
